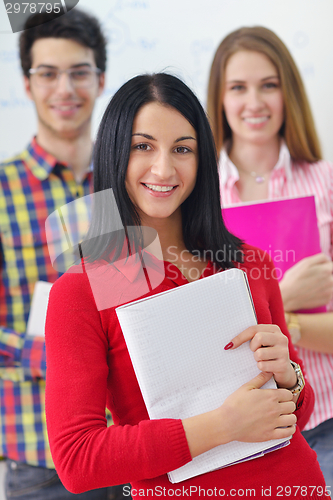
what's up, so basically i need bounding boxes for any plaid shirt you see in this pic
[0,138,92,467]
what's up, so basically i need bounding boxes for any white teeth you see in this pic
[53,105,78,110]
[244,116,268,124]
[144,183,174,192]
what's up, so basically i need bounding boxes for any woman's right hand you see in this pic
[219,371,296,443]
[279,253,333,311]
[182,371,296,459]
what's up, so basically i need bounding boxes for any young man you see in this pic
[0,8,127,500]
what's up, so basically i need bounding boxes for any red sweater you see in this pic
[45,246,328,499]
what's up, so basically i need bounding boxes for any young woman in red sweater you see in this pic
[45,73,329,499]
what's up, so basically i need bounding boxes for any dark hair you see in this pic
[19,8,107,76]
[86,73,242,270]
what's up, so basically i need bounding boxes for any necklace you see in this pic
[250,171,265,184]
[230,152,270,184]
[237,168,267,184]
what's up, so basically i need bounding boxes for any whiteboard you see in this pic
[1,0,333,161]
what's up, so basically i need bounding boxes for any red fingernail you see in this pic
[224,342,234,350]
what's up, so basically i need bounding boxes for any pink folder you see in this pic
[222,195,325,313]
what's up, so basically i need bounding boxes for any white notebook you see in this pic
[26,281,53,337]
[116,268,290,483]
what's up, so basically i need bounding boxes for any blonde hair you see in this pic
[207,26,322,162]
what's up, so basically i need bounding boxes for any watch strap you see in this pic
[288,360,305,395]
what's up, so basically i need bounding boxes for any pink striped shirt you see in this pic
[219,142,333,430]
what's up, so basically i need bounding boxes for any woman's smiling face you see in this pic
[125,102,198,225]
[222,50,284,147]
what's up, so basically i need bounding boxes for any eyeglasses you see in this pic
[28,66,102,88]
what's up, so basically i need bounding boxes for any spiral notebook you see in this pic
[116,268,290,483]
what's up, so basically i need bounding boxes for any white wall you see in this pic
[0,0,333,161]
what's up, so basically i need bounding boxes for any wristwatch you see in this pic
[288,360,305,395]
[286,312,301,344]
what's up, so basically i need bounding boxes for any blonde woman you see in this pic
[207,26,333,485]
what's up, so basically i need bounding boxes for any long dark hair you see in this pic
[84,73,242,270]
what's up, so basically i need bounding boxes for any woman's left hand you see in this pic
[225,324,297,389]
